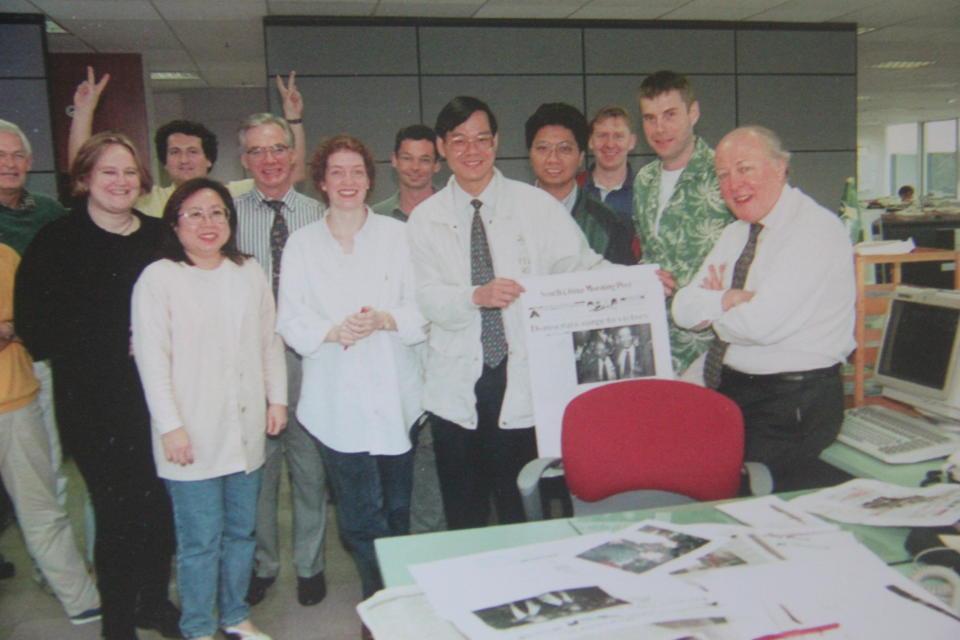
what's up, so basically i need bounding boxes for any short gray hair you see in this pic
[237,113,294,150]
[725,125,791,165]
[0,119,32,157]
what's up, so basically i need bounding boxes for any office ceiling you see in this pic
[2,0,958,127]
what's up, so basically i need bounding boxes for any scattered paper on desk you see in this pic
[789,478,960,526]
[357,585,465,640]
[398,515,960,640]
[716,495,836,530]
[854,238,915,255]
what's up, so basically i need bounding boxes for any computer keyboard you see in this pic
[838,405,960,464]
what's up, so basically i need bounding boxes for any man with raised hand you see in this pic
[69,66,307,217]
[233,113,328,608]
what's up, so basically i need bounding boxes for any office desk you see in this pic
[820,440,943,487]
[376,494,914,589]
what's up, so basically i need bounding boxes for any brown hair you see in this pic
[158,178,249,266]
[310,134,376,205]
[70,131,153,197]
[638,70,696,107]
[589,105,635,135]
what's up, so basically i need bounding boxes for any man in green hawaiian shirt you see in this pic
[632,70,733,378]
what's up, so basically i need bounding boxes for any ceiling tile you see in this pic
[569,0,684,20]
[373,2,480,18]
[56,18,179,50]
[474,0,587,20]
[32,0,159,21]
[268,0,376,16]
[152,0,267,21]
[660,0,782,21]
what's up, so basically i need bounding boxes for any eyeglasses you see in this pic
[0,150,28,162]
[446,134,494,154]
[531,142,579,157]
[179,208,230,225]
[244,144,290,158]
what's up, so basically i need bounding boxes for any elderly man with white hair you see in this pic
[672,125,856,491]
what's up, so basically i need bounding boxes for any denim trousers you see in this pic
[316,441,413,598]
[166,468,262,639]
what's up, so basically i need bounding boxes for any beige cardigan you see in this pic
[132,257,286,481]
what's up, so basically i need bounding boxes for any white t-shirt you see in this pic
[654,167,683,236]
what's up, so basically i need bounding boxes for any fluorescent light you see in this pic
[871,61,935,70]
[150,72,201,81]
[45,18,67,34]
[857,27,876,36]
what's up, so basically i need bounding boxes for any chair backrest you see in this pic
[561,379,744,503]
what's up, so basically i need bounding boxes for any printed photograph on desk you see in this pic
[521,264,673,457]
[473,587,627,630]
[577,524,711,575]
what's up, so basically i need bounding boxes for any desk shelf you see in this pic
[851,248,960,407]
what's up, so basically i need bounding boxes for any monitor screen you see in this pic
[877,298,959,391]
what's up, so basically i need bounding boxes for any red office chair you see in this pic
[518,379,772,520]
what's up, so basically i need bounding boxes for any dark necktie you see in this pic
[703,222,763,389]
[470,199,507,368]
[265,199,289,298]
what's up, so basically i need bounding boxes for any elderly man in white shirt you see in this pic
[672,125,855,491]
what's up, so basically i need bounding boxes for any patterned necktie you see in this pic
[703,222,763,389]
[470,199,508,368]
[265,199,289,299]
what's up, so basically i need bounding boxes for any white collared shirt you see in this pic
[672,184,856,374]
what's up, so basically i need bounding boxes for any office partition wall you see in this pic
[265,17,856,208]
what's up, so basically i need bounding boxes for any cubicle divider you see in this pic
[264,17,856,206]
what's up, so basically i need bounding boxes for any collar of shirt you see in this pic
[252,187,295,211]
[585,161,635,191]
[560,184,578,213]
[451,167,501,226]
[0,189,34,213]
[752,183,793,232]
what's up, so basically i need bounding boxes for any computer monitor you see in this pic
[875,286,960,422]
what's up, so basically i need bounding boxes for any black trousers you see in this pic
[56,368,175,640]
[718,364,851,492]
[431,360,538,530]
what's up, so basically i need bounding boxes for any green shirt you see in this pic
[0,190,68,255]
[570,187,636,266]
[633,136,733,374]
[372,192,409,223]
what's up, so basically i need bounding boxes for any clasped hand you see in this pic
[337,307,382,346]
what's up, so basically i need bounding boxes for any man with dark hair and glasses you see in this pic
[525,102,635,266]
[407,96,605,530]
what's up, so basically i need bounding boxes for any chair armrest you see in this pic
[517,457,562,521]
[742,461,773,496]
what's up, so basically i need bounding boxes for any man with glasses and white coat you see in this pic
[407,96,605,531]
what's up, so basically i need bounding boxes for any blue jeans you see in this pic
[166,468,262,639]
[316,442,413,598]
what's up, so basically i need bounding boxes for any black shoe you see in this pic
[246,574,276,606]
[297,571,327,606]
[135,599,182,639]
